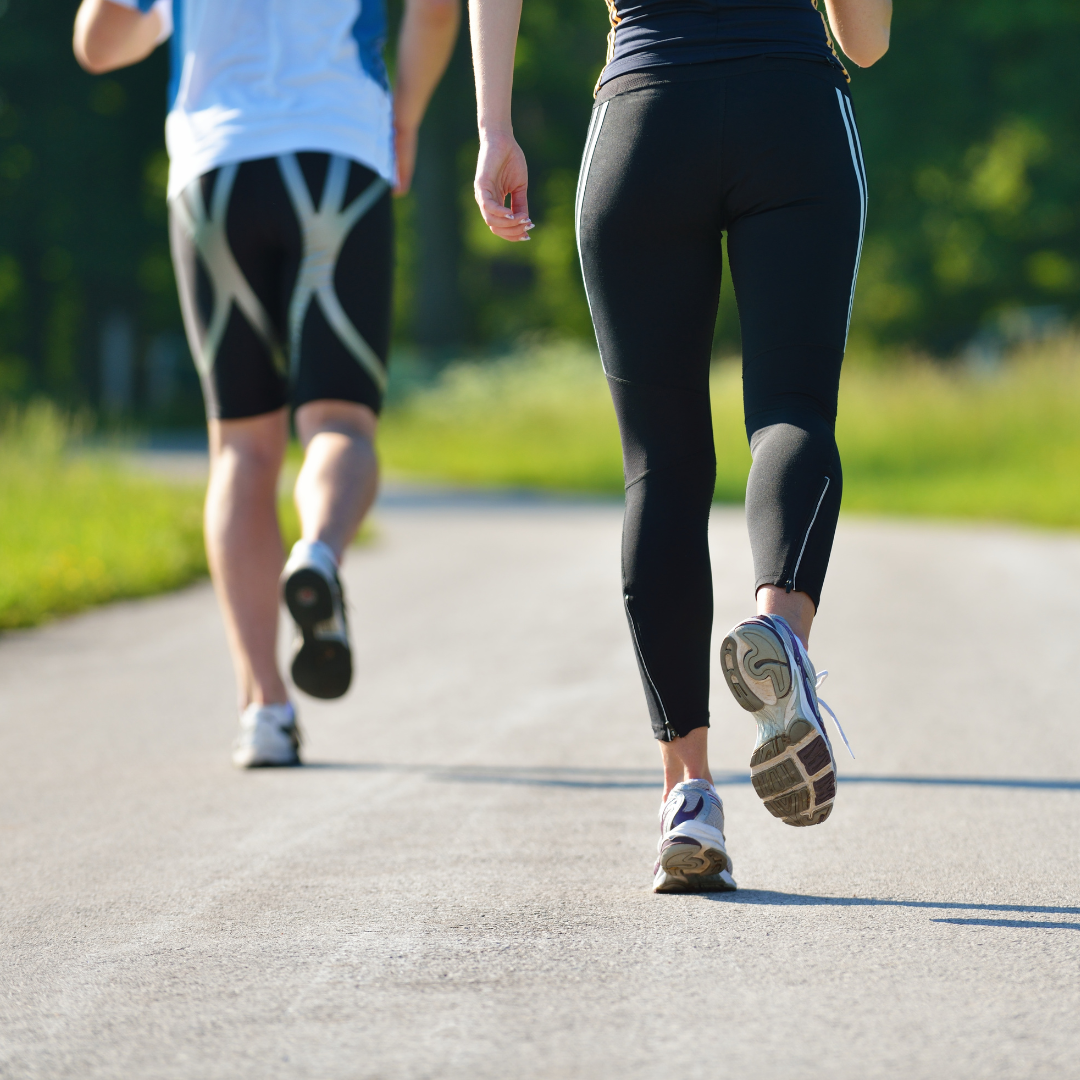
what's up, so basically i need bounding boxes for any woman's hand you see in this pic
[468,0,529,241]
[823,0,892,67]
[474,129,532,242]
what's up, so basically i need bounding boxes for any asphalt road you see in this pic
[2,495,1078,1079]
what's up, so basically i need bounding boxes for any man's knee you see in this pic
[295,400,378,448]
[209,411,289,479]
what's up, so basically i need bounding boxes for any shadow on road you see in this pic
[702,890,1080,918]
[301,761,1080,792]
[931,918,1080,930]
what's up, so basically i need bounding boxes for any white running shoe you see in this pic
[232,701,302,768]
[653,779,737,893]
[281,539,352,700]
[720,614,850,827]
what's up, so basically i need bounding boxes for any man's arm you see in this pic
[823,0,892,67]
[73,0,167,75]
[392,0,462,195]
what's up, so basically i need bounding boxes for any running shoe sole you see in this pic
[283,567,352,700]
[721,619,836,827]
[653,822,736,893]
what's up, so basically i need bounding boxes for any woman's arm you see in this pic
[469,0,532,242]
[393,0,462,195]
[823,0,892,68]
[73,0,166,74]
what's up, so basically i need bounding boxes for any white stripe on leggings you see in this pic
[791,475,830,593]
[835,88,867,345]
[575,100,609,371]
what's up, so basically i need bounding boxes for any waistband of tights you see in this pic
[595,56,849,105]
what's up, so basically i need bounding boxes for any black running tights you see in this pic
[576,59,865,741]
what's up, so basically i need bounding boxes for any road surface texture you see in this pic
[2,494,1078,1079]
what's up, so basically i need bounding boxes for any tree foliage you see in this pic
[0,0,176,405]
[0,0,1078,409]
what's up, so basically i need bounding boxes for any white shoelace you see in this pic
[813,670,854,760]
[767,615,854,760]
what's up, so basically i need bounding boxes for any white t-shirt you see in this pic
[111,0,394,199]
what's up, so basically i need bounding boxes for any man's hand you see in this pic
[393,122,420,196]
[392,0,460,196]
[74,0,166,74]
[474,130,532,242]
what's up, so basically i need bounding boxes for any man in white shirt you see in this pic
[73,0,460,766]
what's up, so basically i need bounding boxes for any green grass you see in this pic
[5,336,1079,630]
[381,337,1080,527]
[836,340,1080,525]
[0,403,209,629]
[380,344,628,495]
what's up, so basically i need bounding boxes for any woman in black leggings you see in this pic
[472,0,890,891]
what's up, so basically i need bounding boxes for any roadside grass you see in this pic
[0,403,208,629]
[380,337,1080,527]
[837,338,1080,525]
[5,335,1079,630]
[0,404,304,630]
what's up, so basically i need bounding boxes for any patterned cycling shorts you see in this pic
[169,152,392,420]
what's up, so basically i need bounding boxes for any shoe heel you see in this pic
[284,567,334,629]
[659,835,730,878]
[721,621,792,712]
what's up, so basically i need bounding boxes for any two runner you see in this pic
[472,0,890,890]
[73,0,460,766]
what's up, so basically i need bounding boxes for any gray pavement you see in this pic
[1,501,1078,1079]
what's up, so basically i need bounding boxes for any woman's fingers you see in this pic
[509,185,530,227]
[480,204,531,240]
[477,194,532,240]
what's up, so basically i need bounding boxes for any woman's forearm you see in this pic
[823,0,892,67]
[394,0,461,133]
[468,0,522,134]
[73,0,162,74]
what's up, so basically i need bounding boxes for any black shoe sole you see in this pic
[284,567,335,627]
[284,567,352,700]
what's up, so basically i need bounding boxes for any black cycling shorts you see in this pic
[169,152,393,421]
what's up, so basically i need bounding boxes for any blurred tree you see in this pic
[390,0,607,351]
[2,0,1080,412]
[849,0,1080,349]
[0,0,184,409]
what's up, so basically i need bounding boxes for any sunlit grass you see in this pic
[0,403,207,629]
[837,338,1080,525]
[381,337,1080,527]
[380,343,627,495]
[5,335,1079,630]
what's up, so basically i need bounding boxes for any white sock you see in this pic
[288,538,338,572]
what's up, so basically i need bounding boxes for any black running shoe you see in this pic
[281,540,353,699]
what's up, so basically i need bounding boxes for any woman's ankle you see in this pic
[659,726,711,799]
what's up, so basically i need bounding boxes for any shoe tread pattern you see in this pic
[659,836,730,878]
[721,622,792,716]
[725,618,837,828]
[285,567,352,700]
[746,688,835,828]
[655,837,735,892]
